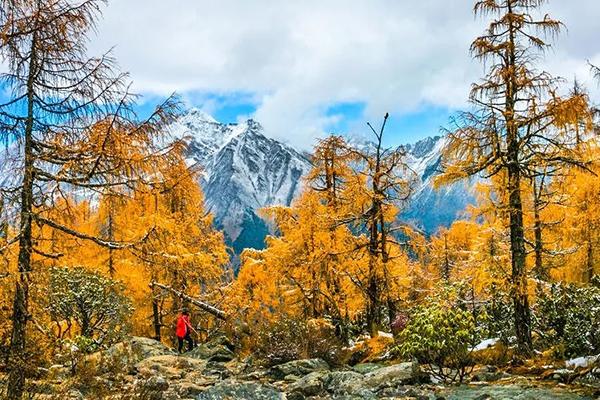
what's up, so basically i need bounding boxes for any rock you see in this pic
[90,336,175,373]
[352,363,381,374]
[566,354,600,369]
[325,370,363,392]
[283,374,301,381]
[130,336,176,359]
[67,389,84,399]
[187,342,235,362]
[471,365,510,382]
[332,388,378,399]
[270,358,330,379]
[144,375,169,391]
[203,360,233,379]
[287,370,328,397]
[361,362,424,388]
[135,355,206,380]
[171,381,206,397]
[197,381,286,400]
[379,386,430,399]
[552,368,576,383]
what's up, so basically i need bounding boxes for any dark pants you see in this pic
[178,332,193,353]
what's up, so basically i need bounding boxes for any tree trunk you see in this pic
[152,295,162,342]
[585,228,594,283]
[505,2,532,356]
[107,195,115,277]
[7,29,37,400]
[443,233,451,281]
[507,165,533,356]
[532,188,546,281]
[366,257,380,337]
[149,281,227,320]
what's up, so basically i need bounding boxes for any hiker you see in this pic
[176,308,194,353]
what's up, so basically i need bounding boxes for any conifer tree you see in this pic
[437,0,592,355]
[0,1,177,397]
[345,114,416,336]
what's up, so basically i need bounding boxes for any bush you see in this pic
[253,315,348,367]
[480,284,514,345]
[395,303,477,383]
[533,281,600,358]
[48,266,133,347]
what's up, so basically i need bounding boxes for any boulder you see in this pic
[270,358,330,379]
[197,381,286,400]
[144,375,169,392]
[171,381,206,397]
[471,365,510,382]
[134,355,206,380]
[352,363,381,374]
[325,370,363,392]
[362,362,421,388]
[287,370,328,397]
[338,361,425,393]
[93,336,175,372]
[187,343,235,362]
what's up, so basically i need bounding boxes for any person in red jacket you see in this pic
[176,308,194,353]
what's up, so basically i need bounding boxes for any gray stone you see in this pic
[186,343,235,362]
[360,362,422,389]
[270,358,330,379]
[197,381,286,400]
[351,363,381,374]
[145,375,169,391]
[287,370,328,396]
[325,370,363,392]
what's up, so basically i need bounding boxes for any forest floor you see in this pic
[8,336,600,399]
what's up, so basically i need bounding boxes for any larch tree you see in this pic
[124,158,229,341]
[231,136,361,340]
[547,155,600,283]
[436,0,592,355]
[0,1,178,397]
[345,114,416,336]
[429,221,479,282]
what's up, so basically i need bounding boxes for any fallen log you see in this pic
[149,281,227,321]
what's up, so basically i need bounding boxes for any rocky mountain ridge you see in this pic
[171,109,476,252]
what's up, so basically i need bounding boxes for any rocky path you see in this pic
[23,337,600,399]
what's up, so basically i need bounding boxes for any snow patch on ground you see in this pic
[565,354,599,369]
[471,338,500,352]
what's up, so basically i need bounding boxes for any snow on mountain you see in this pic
[172,110,312,253]
[0,109,475,254]
[401,135,477,233]
[172,109,477,253]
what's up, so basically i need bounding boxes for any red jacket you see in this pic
[176,314,190,338]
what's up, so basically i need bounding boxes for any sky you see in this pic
[89,0,600,149]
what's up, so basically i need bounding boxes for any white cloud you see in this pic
[90,0,600,148]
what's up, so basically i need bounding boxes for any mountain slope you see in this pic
[171,109,312,253]
[401,135,477,233]
[172,109,476,254]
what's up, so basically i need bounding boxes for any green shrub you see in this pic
[533,281,600,358]
[395,303,477,383]
[48,266,133,377]
[480,284,514,345]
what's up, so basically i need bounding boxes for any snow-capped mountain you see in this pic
[171,109,312,253]
[401,135,476,233]
[171,109,476,253]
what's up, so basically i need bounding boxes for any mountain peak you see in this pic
[185,108,218,124]
[405,135,443,158]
